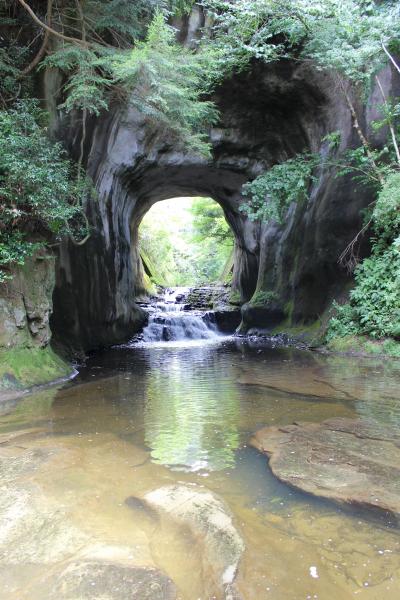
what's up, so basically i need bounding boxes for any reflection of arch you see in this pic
[142,344,240,471]
[52,60,331,351]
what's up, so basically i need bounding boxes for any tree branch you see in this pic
[381,40,400,75]
[337,76,384,185]
[338,219,372,272]
[375,75,400,167]
[20,0,53,76]
[16,0,87,46]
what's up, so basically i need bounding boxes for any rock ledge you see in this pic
[251,417,400,520]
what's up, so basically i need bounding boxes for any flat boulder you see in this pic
[251,417,400,519]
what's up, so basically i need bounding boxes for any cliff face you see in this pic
[0,251,72,395]
[0,251,55,351]
[49,57,398,350]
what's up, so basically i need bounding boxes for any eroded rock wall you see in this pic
[0,251,72,395]
[50,56,399,350]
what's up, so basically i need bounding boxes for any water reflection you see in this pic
[142,344,240,471]
[2,342,400,599]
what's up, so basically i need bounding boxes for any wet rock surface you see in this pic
[145,484,244,599]
[251,417,400,520]
[47,562,176,600]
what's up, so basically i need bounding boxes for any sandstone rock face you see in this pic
[48,21,400,350]
[251,417,400,520]
[145,484,244,599]
[0,251,55,350]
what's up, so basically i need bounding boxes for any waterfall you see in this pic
[141,288,219,342]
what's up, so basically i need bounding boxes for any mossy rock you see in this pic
[0,347,72,392]
[249,290,278,307]
[272,319,324,345]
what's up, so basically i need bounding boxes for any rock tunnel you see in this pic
[50,58,382,352]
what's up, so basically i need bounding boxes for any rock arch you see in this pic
[51,59,384,351]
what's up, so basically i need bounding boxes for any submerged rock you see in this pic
[124,496,159,521]
[251,417,400,520]
[48,562,176,600]
[0,438,177,599]
[145,484,244,598]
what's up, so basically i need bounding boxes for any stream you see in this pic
[1,290,400,599]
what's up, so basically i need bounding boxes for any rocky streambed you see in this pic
[0,426,244,600]
[1,343,400,599]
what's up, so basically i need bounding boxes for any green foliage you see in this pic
[373,172,400,238]
[349,242,400,338]
[0,100,92,282]
[301,0,400,84]
[139,197,233,286]
[139,203,186,286]
[86,0,165,40]
[327,173,400,342]
[204,0,400,86]
[327,302,363,341]
[114,12,218,156]
[42,46,112,116]
[240,153,319,223]
[37,1,170,115]
[188,197,234,281]
[168,0,196,16]
[0,233,41,283]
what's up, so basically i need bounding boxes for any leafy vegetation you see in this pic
[0,100,92,282]
[241,154,319,223]
[188,197,233,281]
[0,0,219,280]
[216,0,400,345]
[113,12,218,155]
[327,174,400,341]
[139,197,233,286]
[204,0,400,84]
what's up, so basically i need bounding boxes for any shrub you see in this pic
[0,100,91,282]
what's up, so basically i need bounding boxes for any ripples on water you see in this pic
[1,337,400,599]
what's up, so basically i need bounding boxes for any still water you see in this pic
[1,338,400,599]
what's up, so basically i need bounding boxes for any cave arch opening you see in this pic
[130,195,238,300]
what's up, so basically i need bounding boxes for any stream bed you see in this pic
[1,333,400,599]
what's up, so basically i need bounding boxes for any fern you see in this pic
[113,12,218,156]
[42,46,113,115]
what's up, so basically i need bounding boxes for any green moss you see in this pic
[327,335,400,358]
[0,347,72,391]
[140,248,167,287]
[272,318,323,345]
[229,290,242,306]
[283,299,295,326]
[249,290,278,306]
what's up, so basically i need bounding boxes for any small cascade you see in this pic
[142,288,219,342]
